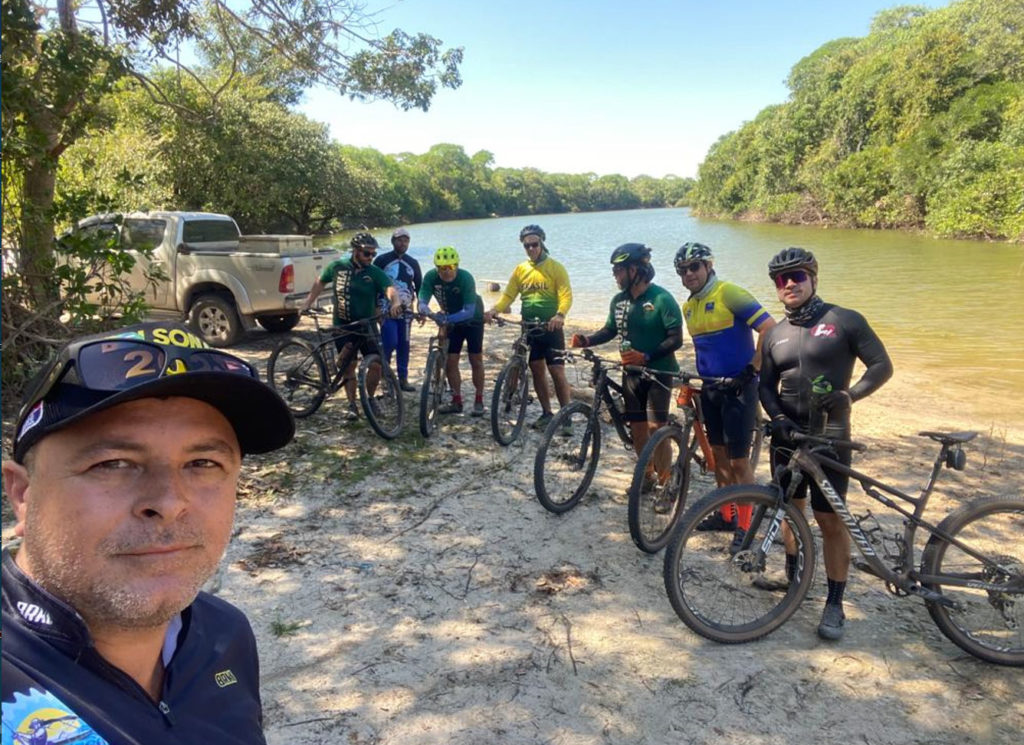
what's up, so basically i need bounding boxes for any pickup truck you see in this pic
[68,211,341,346]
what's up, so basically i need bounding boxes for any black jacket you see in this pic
[1,549,267,744]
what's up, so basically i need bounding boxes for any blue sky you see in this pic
[296,0,949,179]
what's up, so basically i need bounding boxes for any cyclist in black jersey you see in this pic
[759,247,893,642]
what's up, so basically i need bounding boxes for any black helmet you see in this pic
[768,247,818,278]
[610,242,652,266]
[519,224,545,242]
[350,232,379,250]
[675,242,713,272]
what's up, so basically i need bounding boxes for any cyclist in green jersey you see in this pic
[483,225,573,429]
[570,243,683,477]
[418,246,487,416]
[300,232,402,419]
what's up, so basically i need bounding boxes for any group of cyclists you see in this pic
[303,223,893,642]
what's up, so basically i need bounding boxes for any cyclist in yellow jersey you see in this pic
[483,225,573,429]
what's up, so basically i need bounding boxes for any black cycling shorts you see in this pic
[447,322,484,355]
[528,326,567,366]
[769,423,852,513]
[622,371,673,425]
[334,329,381,361]
[700,379,759,460]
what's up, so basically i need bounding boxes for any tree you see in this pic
[2,0,463,396]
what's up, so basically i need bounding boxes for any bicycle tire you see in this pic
[663,485,816,643]
[628,424,698,554]
[267,339,328,417]
[419,348,445,438]
[491,356,530,446]
[533,402,601,514]
[358,354,404,439]
[920,496,1024,666]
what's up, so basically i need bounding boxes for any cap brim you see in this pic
[29,373,295,458]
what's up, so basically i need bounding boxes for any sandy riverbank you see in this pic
[225,320,1021,745]
[2,317,1021,744]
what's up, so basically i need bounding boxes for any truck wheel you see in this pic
[190,294,242,347]
[257,313,300,333]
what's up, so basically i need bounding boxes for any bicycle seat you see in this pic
[919,431,978,445]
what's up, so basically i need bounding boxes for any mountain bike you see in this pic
[662,429,1024,666]
[625,369,732,554]
[267,309,404,439]
[489,316,547,446]
[419,325,451,438]
[533,348,634,514]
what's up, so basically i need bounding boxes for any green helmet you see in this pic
[434,246,460,267]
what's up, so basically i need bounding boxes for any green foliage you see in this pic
[693,0,1024,241]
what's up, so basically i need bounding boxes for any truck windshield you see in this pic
[122,219,167,252]
[183,220,239,243]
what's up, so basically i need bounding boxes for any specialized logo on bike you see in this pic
[812,323,836,338]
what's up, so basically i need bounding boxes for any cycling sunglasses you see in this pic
[522,241,541,249]
[773,270,811,288]
[437,264,457,272]
[22,337,257,417]
[676,261,704,275]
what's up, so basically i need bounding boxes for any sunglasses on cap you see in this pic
[676,261,704,275]
[773,270,811,288]
[523,241,541,249]
[21,337,257,417]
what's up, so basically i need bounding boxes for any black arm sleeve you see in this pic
[586,325,617,347]
[758,347,785,421]
[646,325,682,363]
[412,259,423,295]
[848,317,893,402]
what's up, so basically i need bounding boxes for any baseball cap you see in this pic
[12,322,295,463]
[392,228,410,240]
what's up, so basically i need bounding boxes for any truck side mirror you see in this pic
[177,242,191,255]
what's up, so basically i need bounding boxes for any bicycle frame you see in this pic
[573,348,631,448]
[764,437,1018,605]
[306,312,380,393]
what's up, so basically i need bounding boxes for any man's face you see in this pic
[521,235,544,262]
[613,263,633,291]
[436,263,457,283]
[391,235,410,255]
[2,397,241,631]
[353,244,377,268]
[774,269,815,309]
[677,260,710,293]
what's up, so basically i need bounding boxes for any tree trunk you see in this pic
[19,109,62,309]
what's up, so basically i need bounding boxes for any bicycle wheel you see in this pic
[267,339,328,417]
[358,354,405,439]
[533,402,601,514]
[920,496,1024,666]
[491,356,530,445]
[628,423,698,554]
[663,485,816,643]
[419,348,446,438]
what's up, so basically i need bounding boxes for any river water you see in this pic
[325,208,1024,425]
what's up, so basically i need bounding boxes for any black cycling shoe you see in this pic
[696,512,737,532]
[817,603,846,641]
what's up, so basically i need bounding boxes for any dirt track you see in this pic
[215,320,1022,745]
